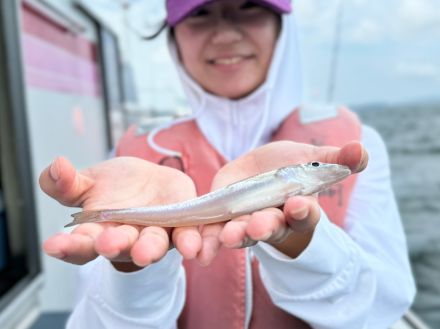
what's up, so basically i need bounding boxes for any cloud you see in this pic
[347,18,381,44]
[296,0,440,44]
[396,61,440,80]
[295,0,385,45]
[393,0,440,39]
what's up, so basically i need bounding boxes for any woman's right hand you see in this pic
[39,156,202,272]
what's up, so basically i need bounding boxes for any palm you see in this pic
[40,156,200,269]
[212,140,366,187]
[199,141,368,260]
[75,157,196,210]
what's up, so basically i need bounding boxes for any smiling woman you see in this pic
[173,1,280,99]
[36,1,417,329]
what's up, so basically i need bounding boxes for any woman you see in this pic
[40,0,415,328]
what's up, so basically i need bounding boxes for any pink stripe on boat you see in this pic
[21,4,102,97]
[22,34,101,97]
[22,3,97,61]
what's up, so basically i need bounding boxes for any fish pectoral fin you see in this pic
[188,213,226,220]
[286,186,304,198]
[229,205,263,218]
[183,212,231,224]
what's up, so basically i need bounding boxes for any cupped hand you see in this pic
[196,140,368,264]
[40,156,202,271]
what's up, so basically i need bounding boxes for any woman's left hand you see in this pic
[195,140,368,265]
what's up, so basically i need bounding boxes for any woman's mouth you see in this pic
[208,55,253,66]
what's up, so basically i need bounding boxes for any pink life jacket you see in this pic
[116,106,361,329]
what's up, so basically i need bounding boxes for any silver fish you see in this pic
[66,162,351,228]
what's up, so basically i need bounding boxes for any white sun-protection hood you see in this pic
[153,13,302,161]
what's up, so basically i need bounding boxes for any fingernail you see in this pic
[254,232,272,241]
[290,207,308,220]
[46,251,66,260]
[224,241,242,248]
[357,152,369,172]
[101,251,120,259]
[50,159,60,181]
[183,234,199,247]
[182,235,200,259]
[198,251,215,267]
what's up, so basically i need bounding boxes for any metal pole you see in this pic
[327,0,345,103]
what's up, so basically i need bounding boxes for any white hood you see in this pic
[151,14,302,161]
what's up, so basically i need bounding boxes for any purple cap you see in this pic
[166,0,292,27]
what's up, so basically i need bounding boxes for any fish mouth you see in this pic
[335,166,352,180]
[314,166,351,190]
[325,167,351,184]
[300,166,352,195]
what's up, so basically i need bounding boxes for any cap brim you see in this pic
[166,0,291,27]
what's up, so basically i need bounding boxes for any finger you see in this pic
[172,226,202,260]
[95,225,140,262]
[196,223,223,266]
[212,141,368,191]
[43,223,105,265]
[284,196,320,233]
[130,226,170,267]
[220,219,259,249]
[314,141,368,173]
[339,141,369,173]
[39,157,94,207]
[238,236,258,248]
[246,208,290,244]
[219,216,256,248]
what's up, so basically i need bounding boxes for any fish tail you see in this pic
[65,210,106,227]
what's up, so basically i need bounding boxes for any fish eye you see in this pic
[311,162,320,167]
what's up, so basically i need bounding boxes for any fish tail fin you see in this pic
[65,210,106,227]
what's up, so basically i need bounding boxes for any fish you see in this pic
[66,162,351,228]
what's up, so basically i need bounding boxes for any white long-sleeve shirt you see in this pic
[66,125,415,329]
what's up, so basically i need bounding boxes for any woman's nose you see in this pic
[211,19,243,45]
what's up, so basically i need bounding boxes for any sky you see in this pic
[294,0,440,106]
[85,0,440,109]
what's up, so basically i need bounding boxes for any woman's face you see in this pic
[174,0,280,99]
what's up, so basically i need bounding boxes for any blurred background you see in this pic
[0,0,438,328]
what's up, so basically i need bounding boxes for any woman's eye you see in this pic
[239,1,260,10]
[190,8,210,17]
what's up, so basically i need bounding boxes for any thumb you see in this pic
[39,157,93,207]
[315,141,369,174]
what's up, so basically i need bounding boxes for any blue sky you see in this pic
[84,0,440,108]
[295,0,440,105]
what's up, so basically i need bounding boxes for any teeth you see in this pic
[214,56,243,65]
